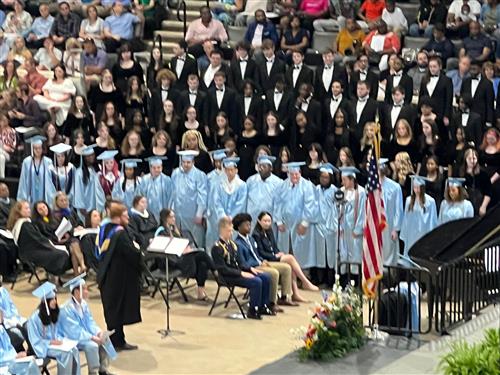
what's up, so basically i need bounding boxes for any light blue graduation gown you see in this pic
[26,312,81,375]
[0,324,16,366]
[381,177,404,266]
[111,176,142,211]
[438,199,474,225]
[51,165,76,205]
[398,281,420,332]
[400,194,438,256]
[246,173,283,224]
[339,186,366,274]
[275,177,318,268]
[138,173,173,221]
[17,156,56,205]
[0,287,24,328]
[171,166,208,248]
[205,169,225,251]
[73,166,106,213]
[59,298,116,372]
[313,184,339,269]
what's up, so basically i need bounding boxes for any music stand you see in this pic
[148,236,189,338]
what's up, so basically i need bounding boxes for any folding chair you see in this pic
[208,273,247,318]
[10,260,43,290]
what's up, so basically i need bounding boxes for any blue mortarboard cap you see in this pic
[81,144,98,156]
[447,177,466,187]
[319,163,338,175]
[177,150,199,161]
[210,149,228,161]
[339,166,360,177]
[257,155,276,165]
[62,273,86,292]
[32,281,57,300]
[26,135,46,145]
[378,158,389,166]
[223,157,240,168]
[50,143,72,154]
[96,150,119,161]
[145,155,168,166]
[120,158,142,169]
[283,161,306,172]
[410,175,429,187]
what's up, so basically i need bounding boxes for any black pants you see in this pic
[108,325,125,347]
[0,238,17,277]
[181,251,215,287]
[8,324,32,354]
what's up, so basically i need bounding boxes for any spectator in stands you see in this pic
[8,83,45,128]
[446,0,481,38]
[313,0,360,32]
[381,0,407,35]
[446,55,471,96]
[82,38,107,87]
[357,0,385,29]
[408,50,429,95]
[103,0,141,52]
[334,17,365,58]
[2,0,32,38]
[211,0,244,26]
[21,58,48,96]
[480,0,500,39]
[0,60,18,91]
[50,1,81,49]
[422,23,455,62]
[7,36,32,65]
[297,0,330,33]
[409,0,447,38]
[281,15,310,59]
[459,21,492,63]
[134,0,165,39]
[363,19,400,71]
[26,3,54,49]
[244,9,279,51]
[0,31,9,64]
[34,37,63,71]
[185,6,228,59]
[79,5,105,50]
[0,114,15,179]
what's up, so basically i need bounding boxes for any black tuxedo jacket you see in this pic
[314,64,349,99]
[380,103,417,141]
[256,58,287,93]
[460,76,495,126]
[418,74,453,120]
[384,74,414,105]
[451,111,483,148]
[149,87,180,127]
[169,56,198,92]
[350,98,379,141]
[322,96,352,135]
[290,97,322,132]
[178,89,208,126]
[349,70,379,100]
[264,89,294,127]
[230,58,259,91]
[207,86,242,133]
[285,65,314,93]
[237,94,264,132]
[199,63,232,91]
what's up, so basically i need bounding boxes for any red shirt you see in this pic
[360,0,385,21]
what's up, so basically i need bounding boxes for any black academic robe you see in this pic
[384,74,414,105]
[207,86,241,133]
[0,199,15,228]
[17,221,70,275]
[170,55,198,92]
[450,111,483,148]
[149,87,181,127]
[418,74,453,121]
[460,77,495,126]
[314,64,349,99]
[285,65,314,93]
[237,94,264,132]
[256,57,287,93]
[97,224,142,328]
[178,89,209,126]
[379,103,417,141]
[349,70,379,100]
[128,211,158,250]
[230,58,259,91]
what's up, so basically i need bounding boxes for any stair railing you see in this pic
[176,0,187,37]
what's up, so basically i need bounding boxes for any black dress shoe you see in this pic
[246,308,262,320]
[115,342,138,351]
[259,305,277,316]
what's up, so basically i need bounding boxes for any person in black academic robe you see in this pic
[178,75,209,126]
[460,64,495,127]
[128,202,158,251]
[97,204,142,350]
[0,186,17,280]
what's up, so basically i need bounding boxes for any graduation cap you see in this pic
[209,148,228,161]
[177,150,199,161]
[96,150,119,161]
[446,177,466,187]
[145,155,168,167]
[222,157,240,168]
[339,166,360,178]
[283,161,305,172]
[26,135,46,156]
[62,273,86,299]
[410,175,430,188]
[81,144,98,156]
[32,281,57,316]
[50,143,72,166]
[120,158,142,173]
[319,163,338,175]
[378,158,389,167]
[257,155,276,166]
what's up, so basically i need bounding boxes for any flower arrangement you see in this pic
[295,277,366,361]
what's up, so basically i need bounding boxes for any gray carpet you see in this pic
[251,336,429,375]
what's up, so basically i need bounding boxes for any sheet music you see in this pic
[147,236,189,256]
[15,355,36,363]
[49,339,78,352]
[55,218,72,241]
[148,236,173,253]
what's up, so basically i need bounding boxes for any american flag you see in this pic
[362,154,387,298]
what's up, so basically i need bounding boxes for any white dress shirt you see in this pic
[391,101,403,129]
[160,86,169,102]
[471,76,480,97]
[273,90,283,109]
[189,90,197,106]
[244,96,251,115]
[329,94,342,118]
[204,64,220,89]
[392,71,402,88]
[239,58,248,80]
[266,58,274,76]
[175,55,185,78]
[216,85,225,108]
[356,96,368,123]
[426,75,439,97]
[300,97,310,112]
[251,24,264,48]
[292,64,302,88]
[461,112,469,127]
[322,65,334,92]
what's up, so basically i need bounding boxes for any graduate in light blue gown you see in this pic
[275,162,318,269]
[0,323,40,375]
[400,176,438,256]
[50,143,76,205]
[26,282,81,375]
[74,145,106,217]
[379,159,404,266]
[138,156,173,221]
[111,159,143,211]
[246,156,283,228]
[313,163,339,284]
[209,157,248,249]
[171,150,208,248]
[17,135,56,205]
[59,275,116,375]
[438,178,474,225]
[205,149,228,250]
[0,286,28,353]
[339,167,366,275]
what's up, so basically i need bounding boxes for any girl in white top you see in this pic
[79,5,105,50]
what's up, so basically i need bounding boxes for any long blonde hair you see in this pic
[7,200,29,230]
[360,122,376,151]
[394,152,414,185]
[181,129,208,152]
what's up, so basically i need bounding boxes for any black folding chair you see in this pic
[208,273,247,318]
[10,260,43,290]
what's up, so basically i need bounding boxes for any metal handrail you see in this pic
[176,0,187,37]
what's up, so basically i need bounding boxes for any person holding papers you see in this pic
[96,202,141,351]
[26,282,81,375]
[59,274,116,375]
[362,20,401,71]
[128,195,158,250]
[0,322,39,375]
[155,208,215,301]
